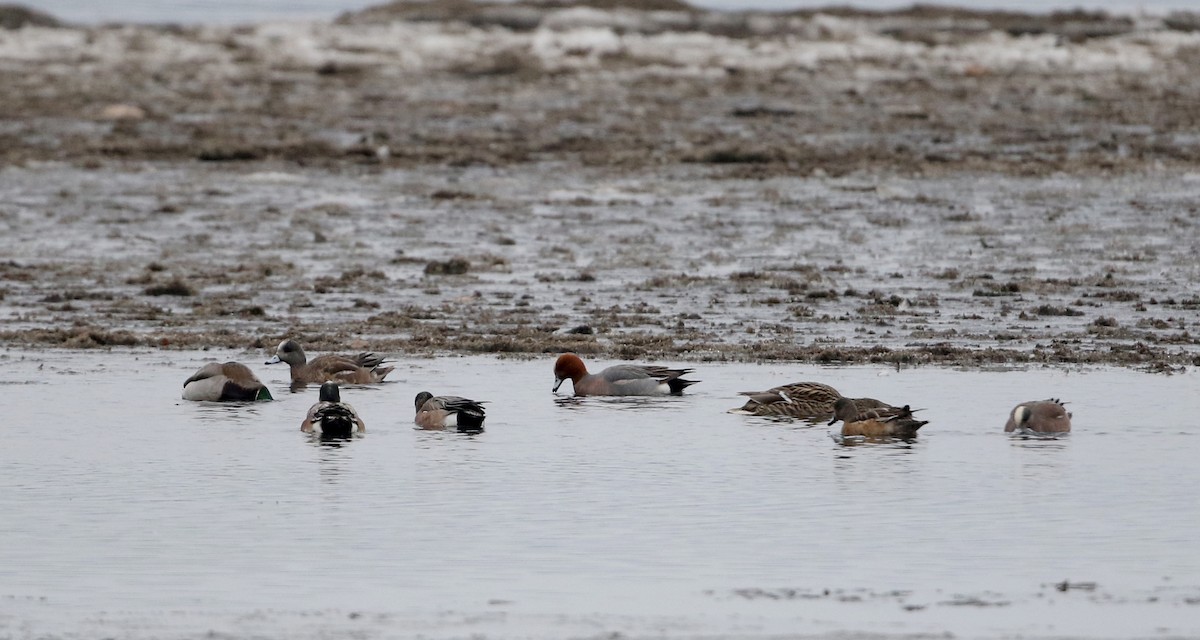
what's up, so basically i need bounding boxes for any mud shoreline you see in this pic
[2,1,1199,369]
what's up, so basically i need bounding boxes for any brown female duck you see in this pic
[828,397,927,438]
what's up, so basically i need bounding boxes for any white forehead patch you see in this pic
[1012,405,1029,425]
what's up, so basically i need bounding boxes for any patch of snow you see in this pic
[3,14,1198,80]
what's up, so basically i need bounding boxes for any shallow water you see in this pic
[2,348,1198,638]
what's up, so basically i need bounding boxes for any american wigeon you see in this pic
[1005,398,1071,434]
[265,339,394,385]
[828,397,927,438]
[414,392,486,433]
[182,361,272,401]
[301,382,365,437]
[552,353,699,396]
[730,381,891,419]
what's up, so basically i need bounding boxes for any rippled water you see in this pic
[2,349,1199,638]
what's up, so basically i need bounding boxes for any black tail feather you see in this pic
[315,405,356,439]
[667,378,700,394]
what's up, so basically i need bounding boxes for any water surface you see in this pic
[2,349,1198,638]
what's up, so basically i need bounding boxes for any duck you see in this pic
[730,381,891,419]
[552,353,699,396]
[182,362,272,401]
[828,397,927,438]
[301,382,365,437]
[265,338,393,385]
[1005,399,1071,434]
[414,392,487,433]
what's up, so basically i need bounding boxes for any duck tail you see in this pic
[668,378,700,394]
[315,406,357,438]
[457,411,486,434]
[447,398,486,433]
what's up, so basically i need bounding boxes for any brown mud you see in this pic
[2,1,1200,369]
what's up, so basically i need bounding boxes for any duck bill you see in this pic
[265,355,281,365]
[827,416,838,426]
[552,378,564,392]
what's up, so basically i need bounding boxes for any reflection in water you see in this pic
[311,433,360,446]
[769,415,826,428]
[1009,441,1070,452]
[411,429,485,449]
[831,433,920,450]
[831,436,920,470]
[553,395,586,410]
[189,400,273,425]
[552,394,695,412]
[1008,429,1071,455]
[309,432,359,486]
[1009,430,1071,442]
[412,426,485,437]
[732,413,829,430]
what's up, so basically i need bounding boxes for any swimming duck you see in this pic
[301,382,365,437]
[828,397,927,438]
[414,392,487,433]
[552,353,698,396]
[730,381,891,419]
[266,339,393,385]
[182,362,272,401]
[1005,399,1071,434]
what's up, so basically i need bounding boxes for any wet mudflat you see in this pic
[3,163,1200,370]
[2,349,1200,639]
[1,3,1200,366]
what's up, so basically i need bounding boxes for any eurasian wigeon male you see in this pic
[301,382,365,438]
[1005,399,1071,435]
[552,353,699,396]
[828,397,927,438]
[729,381,891,419]
[265,339,393,385]
[182,361,272,401]
[413,392,486,433]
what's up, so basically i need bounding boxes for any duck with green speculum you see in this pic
[182,362,272,402]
